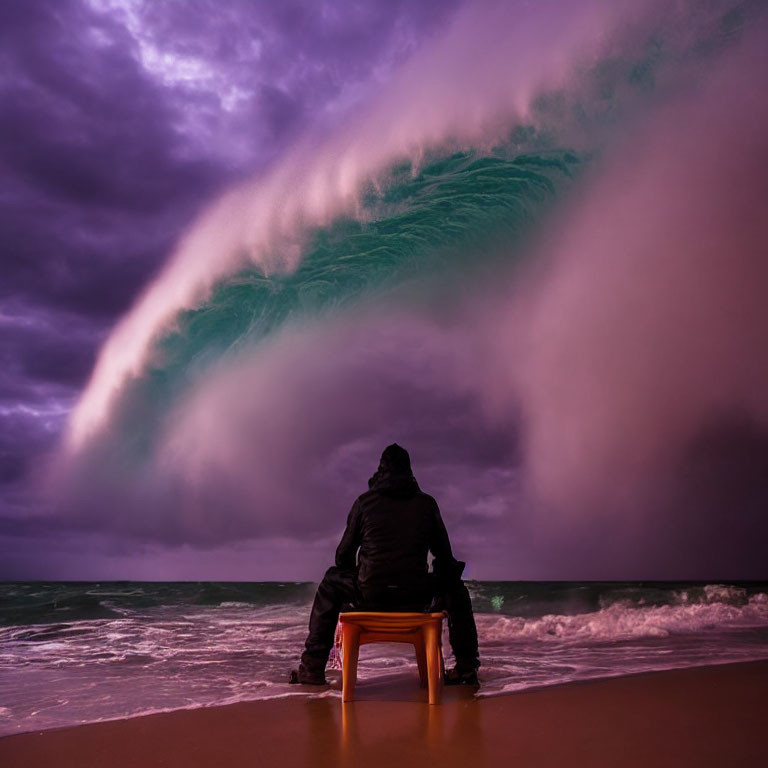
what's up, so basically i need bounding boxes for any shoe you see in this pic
[444,665,479,686]
[289,665,328,685]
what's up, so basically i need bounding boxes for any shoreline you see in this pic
[3,654,767,739]
[2,659,767,767]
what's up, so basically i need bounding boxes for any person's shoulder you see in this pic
[355,488,380,506]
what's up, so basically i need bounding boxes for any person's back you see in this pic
[354,488,436,593]
[290,443,480,685]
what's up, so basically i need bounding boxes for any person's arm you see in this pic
[428,497,454,563]
[335,499,362,570]
[428,497,465,583]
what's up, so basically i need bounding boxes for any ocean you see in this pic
[1,581,767,737]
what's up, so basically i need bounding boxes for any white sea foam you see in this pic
[480,593,768,645]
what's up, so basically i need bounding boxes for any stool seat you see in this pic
[339,611,446,705]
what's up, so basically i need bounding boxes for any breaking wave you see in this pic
[480,591,768,644]
[51,0,768,552]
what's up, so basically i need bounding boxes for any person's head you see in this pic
[378,443,412,475]
[367,443,417,492]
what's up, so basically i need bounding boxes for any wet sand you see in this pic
[2,660,766,767]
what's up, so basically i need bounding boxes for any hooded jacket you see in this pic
[334,444,456,593]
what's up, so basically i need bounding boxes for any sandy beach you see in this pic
[2,660,766,768]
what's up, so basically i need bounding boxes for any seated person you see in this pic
[290,443,480,686]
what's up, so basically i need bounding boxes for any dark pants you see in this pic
[301,566,480,672]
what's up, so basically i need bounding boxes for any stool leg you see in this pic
[415,635,427,687]
[423,623,442,705]
[341,624,361,703]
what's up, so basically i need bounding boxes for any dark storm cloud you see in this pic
[0,0,227,318]
[0,304,97,500]
[0,0,462,545]
[0,302,100,395]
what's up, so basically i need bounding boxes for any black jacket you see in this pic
[334,479,455,592]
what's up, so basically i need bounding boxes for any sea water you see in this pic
[1,581,767,736]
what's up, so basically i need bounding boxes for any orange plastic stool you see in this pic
[339,611,446,705]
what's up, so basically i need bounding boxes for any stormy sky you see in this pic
[0,0,460,577]
[2,0,767,580]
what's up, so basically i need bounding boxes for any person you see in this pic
[290,443,480,686]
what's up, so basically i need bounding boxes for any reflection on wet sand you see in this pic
[336,672,482,765]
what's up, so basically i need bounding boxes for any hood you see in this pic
[367,443,420,498]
